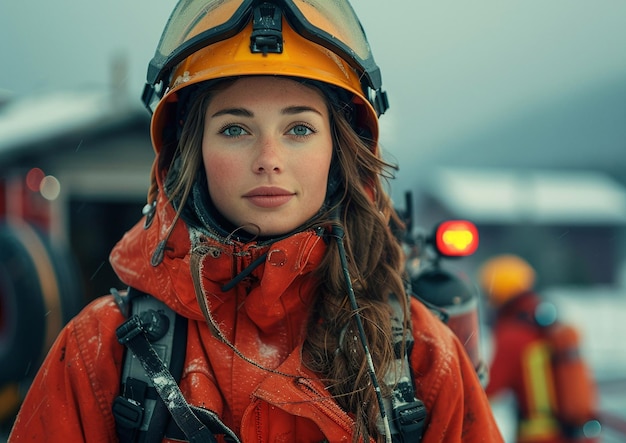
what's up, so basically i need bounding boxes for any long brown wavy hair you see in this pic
[303,105,408,442]
[159,78,409,443]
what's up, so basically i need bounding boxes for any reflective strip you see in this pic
[519,341,559,440]
[523,341,556,414]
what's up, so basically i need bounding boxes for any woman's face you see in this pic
[202,76,334,236]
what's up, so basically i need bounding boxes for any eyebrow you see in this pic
[282,105,323,116]
[211,105,323,118]
[211,108,253,118]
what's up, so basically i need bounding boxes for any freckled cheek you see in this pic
[203,153,241,201]
[300,156,331,205]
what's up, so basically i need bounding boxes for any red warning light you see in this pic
[25,168,45,192]
[435,220,479,257]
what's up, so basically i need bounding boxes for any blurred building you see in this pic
[416,167,626,289]
[0,88,155,427]
[0,91,153,301]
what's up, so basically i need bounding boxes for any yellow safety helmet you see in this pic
[478,254,536,307]
[142,0,388,156]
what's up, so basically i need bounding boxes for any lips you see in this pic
[243,186,295,208]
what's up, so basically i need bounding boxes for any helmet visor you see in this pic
[146,0,382,102]
[287,0,380,86]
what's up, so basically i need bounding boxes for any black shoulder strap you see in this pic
[112,288,240,443]
[112,287,189,442]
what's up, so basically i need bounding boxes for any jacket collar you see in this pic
[110,186,328,324]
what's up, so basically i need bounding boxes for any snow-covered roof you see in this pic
[0,91,144,161]
[429,167,626,225]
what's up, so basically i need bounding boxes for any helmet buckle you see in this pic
[250,2,283,55]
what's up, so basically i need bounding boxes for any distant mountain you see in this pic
[420,74,626,184]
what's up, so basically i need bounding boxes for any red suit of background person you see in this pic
[480,254,600,443]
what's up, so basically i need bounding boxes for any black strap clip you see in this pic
[116,309,170,344]
[250,2,283,55]
[112,396,144,429]
[394,399,427,442]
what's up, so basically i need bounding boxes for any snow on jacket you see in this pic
[9,186,503,442]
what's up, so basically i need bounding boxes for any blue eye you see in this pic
[221,125,248,137]
[288,124,314,137]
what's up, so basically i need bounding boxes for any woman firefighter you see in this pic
[9,1,502,442]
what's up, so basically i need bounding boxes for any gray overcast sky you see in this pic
[2,1,626,199]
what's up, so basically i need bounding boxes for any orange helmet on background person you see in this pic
[142,0,389,157]
[478,254,536,307]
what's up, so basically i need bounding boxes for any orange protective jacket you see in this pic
[10,186,503,442]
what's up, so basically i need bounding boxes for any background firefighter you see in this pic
[480,254,601,443]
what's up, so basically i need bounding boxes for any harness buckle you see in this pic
[394,399,427,442]
[116,315,144,344]
[116,309,170,344]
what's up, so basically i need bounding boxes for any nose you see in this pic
[252,136,283,174]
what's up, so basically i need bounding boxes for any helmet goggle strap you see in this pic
[142,0,388,116]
